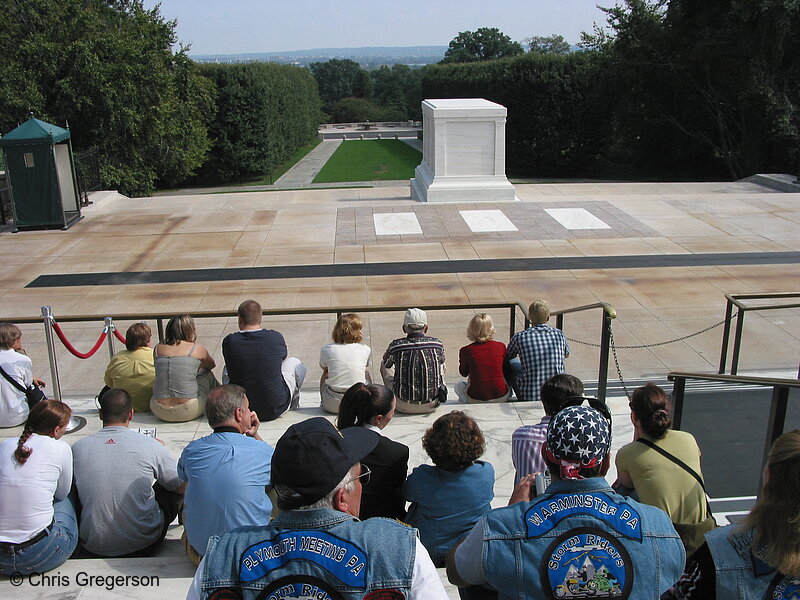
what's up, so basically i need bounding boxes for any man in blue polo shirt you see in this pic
[178,384,273,563]
[448,402,685,600]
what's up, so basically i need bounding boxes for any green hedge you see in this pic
[198,63,320,182]
[421,53,615,178]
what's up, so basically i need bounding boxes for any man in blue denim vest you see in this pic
[448,402,685,600]
[186,417,448,600]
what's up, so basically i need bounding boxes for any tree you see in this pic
[309,59,371,111]
[582,0,800,179]
[525,34,571,55]
[330,98,384,123]
[441,27,524,63]
[0,0,213,196]
[369,64,426,120]
[198,63,319,183]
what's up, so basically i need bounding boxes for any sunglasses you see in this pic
[559,395,612,423]
[344,464,371,487]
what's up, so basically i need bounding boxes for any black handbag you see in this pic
[436,384,448,404]
[637,437,717,557]
[0,364,46,407]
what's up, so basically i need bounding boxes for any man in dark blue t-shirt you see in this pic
[222,300,306,421]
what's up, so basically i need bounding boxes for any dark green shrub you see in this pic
[198,63,320,182]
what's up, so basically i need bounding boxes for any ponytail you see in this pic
[14,424,35,464]
[13,399,71,464]
[336,383,394,430]
[630,383,672,439]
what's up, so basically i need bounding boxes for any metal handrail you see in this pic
[668,371,800,486]
[12,299,617,403]
[718,292,800,377]
[11,302,525,344]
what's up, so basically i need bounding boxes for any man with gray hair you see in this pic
[178,384,274,564]
[507,299,570,402]
[186,416,448,600]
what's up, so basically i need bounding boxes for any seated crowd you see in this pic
[1,301,797,600]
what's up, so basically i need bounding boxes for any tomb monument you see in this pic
[410,98,517,203]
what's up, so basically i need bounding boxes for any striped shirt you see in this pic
[507,324,569,402]
[511,415,551,484]
[382,332,445,404]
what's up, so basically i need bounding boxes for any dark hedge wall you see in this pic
[422,53,615,178]
[198,63,320,182]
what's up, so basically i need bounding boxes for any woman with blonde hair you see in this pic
[319,313,371,414]
[455,313,510,403]
[0,400,77,575]
[151,315,218,422]
[665,429,800,599]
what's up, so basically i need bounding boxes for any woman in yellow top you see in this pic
[615,383,710,555]
[103,322,155,412]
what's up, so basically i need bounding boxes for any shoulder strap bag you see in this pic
[637,437,717,558]
[0,364,46,407]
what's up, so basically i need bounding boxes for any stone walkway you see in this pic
[273,139,342,187]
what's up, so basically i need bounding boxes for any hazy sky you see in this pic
[142,0,611,55]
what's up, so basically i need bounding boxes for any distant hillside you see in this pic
[191,46,447,68]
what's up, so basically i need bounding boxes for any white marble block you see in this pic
[410,98,517,203]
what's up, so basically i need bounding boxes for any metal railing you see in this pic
[74,148,101,206]
[551,302,617,402]
[669,371,800,479]
[718,292,800,377]
[11,300,616,403]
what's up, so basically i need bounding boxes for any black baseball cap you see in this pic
[271,417,379,506]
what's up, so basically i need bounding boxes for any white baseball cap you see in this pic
[403,308,427,329]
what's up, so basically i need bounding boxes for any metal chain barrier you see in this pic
[567,312,740,399]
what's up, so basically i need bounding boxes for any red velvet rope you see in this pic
[51,322,108,359]
[113,329,127,344]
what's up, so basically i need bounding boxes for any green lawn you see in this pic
[313,139,421,183]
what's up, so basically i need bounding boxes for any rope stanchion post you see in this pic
[105,317,115,362]
[41,306,62,402]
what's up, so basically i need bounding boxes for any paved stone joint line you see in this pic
[26,251,800,288]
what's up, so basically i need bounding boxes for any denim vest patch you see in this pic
[542,527,633,599]
[239,530,367,588]
[252,574,345,600]
[525,492,643,541]
[767,574,800,599]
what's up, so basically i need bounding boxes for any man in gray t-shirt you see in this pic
[72,389,184,556]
